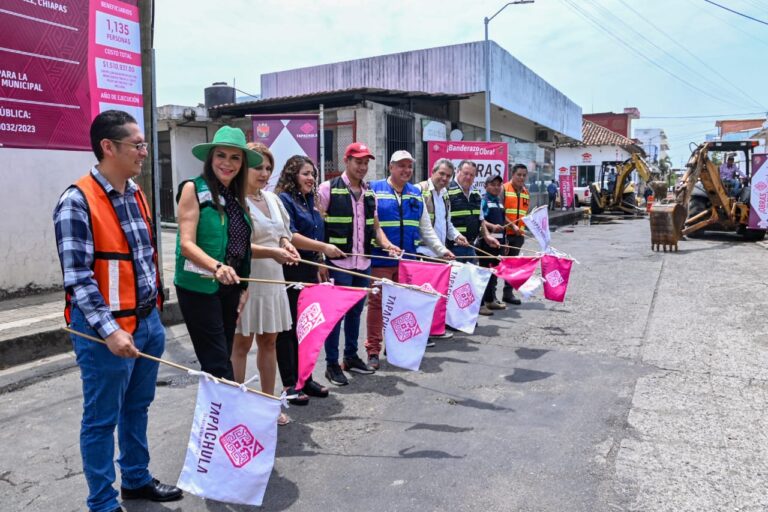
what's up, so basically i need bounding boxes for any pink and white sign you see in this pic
[541,255,573,302]
[559,166,576,209]
[749,154,768,230]
[177,377,281,506]
[88,0,144,133]
[522,205,551,252]
[398,260,451,336]
[493,257,541,290]
[427,141,508,190]
[295,284,367,389]
[381,282,439,371]
[251,115,319,191]
[446,262,492,333]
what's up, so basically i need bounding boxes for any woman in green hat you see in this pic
[174,125,263,381]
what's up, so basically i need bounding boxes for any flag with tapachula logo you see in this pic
[492,257,540,290]
[446,262,493,333]
[522,205,551,252]
[540,255,573,302]
[398,260,451,336]
[295,284,368,389]
[382,281,439,371]
[177,377,282,506]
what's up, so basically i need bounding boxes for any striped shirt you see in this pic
[53,167,157,338]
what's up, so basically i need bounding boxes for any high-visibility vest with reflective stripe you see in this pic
[417,180,450,227]
[447,181,482,240]
[64,173,163,334]
[503,182,530,234]
[370,179,423,267]
[324,176,376,253]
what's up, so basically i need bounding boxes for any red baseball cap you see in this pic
[344,142,375,160]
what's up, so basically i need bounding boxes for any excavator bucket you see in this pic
[649,203,686,252]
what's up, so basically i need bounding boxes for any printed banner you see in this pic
[558,166,576,209]
[398,260,451,336]
[88,0,144,134]
[427,141,508,190]
[0,1,90,149]
[493,257,540,290]
[382,282,439,371]
[541,255,573,302]
[522,205,551,252]
[446,262,493,333]
[295,284,368,389]
[749,153,768,229]
[251,115,319,191]
[177,377,281,506]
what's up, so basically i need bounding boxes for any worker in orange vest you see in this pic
[502,163,530,305]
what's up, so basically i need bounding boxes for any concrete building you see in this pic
[555,119,647,205]
[634,128,669,164]
[208,41,581,207]
[583,107,640,138]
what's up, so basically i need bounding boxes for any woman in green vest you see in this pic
[174,126,263,382]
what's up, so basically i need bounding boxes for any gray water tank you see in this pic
[204,82,235,109]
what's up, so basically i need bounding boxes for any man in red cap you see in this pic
[317,142,399,386]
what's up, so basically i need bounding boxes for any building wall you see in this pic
[170,125,210,187]
[717,119,764,137]
[583,113,630,137]
[0,148,95,295]
[555,145,635,203]
[260,41,582,140]
[459,94,536,142]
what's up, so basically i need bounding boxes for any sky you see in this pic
[154,0,768,167]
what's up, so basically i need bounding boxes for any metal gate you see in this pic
[322,112,356,181]
[386,110,415,171]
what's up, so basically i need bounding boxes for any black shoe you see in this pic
[302,378,329,398]
[368,354,380,370]
[426,340,436,347]
[325,364,349,386]
[342,355,375,374]
[121,478,183,502]
[285,387,310,406]
[502,294,522,305]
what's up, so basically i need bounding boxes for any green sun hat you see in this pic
[191,126,263,168]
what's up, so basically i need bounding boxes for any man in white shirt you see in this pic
[417,158,469,258]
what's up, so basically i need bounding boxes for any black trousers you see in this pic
[502,234,525,298]
[478,238,502,303]
[176,284,241,380]
[276,262,319,389]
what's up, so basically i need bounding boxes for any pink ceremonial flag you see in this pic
[295,284,368,389]
[398,260,451,336]
[493,257,540,290]
[540,255,574,302]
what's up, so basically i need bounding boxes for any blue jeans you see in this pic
[70,306,165,512]
[452,244,477,264]
[324,264,370,365]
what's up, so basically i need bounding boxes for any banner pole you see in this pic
[63,327,281,401]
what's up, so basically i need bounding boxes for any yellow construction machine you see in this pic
[649,140,766,251]
[589,153,651,215]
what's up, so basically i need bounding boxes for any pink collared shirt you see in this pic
[317,173,373,271]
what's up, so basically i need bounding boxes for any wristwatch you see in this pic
[215,262,223,272]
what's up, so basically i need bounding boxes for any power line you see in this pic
[559,0,758,110]
[684,0,768,48]
[642,111,767,119]
[585,0,759,108]
[704,0,768,25]
[615,0,765,110]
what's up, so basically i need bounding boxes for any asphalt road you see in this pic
[2,218,766,512]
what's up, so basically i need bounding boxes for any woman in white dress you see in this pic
[232,143,300,425]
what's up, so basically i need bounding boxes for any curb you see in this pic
[0,301,183,372]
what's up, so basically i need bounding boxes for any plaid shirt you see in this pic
[53,167,157,338]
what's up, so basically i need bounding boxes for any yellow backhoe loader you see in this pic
[649,140,766,251]
[589,153,651,215]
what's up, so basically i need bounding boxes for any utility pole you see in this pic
[138,0,155,206]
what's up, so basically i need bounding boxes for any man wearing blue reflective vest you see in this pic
[364,150,455,369]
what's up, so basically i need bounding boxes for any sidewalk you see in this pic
[0,208,584,392]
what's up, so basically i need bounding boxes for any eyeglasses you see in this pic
[109,139,150,151]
